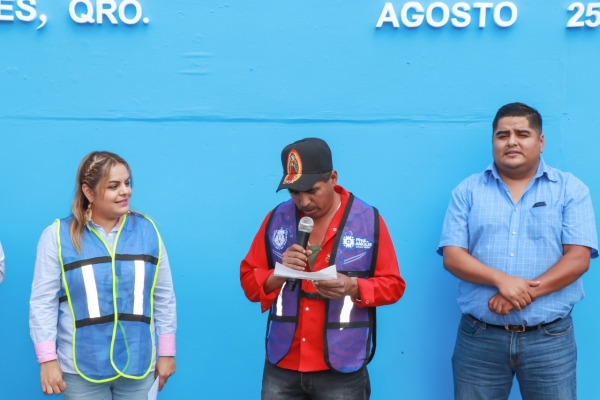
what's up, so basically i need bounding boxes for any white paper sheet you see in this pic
[273,262,337,280]
[148,377,159,400]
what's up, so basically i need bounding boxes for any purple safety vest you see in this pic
[264,194,379,373]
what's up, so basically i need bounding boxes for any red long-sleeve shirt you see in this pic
[240,186,406,372]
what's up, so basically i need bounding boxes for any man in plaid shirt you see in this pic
[438,102,598,400]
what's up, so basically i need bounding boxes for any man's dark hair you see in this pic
[492,102,542,134]
[316,171,332,183]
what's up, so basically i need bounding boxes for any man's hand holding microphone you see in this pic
[264,217,313,294]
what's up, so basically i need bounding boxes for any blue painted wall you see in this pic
[1,1,599,398]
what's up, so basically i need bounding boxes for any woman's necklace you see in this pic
[307,202,342,246]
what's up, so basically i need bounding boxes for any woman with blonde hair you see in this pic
[30,151,177,399]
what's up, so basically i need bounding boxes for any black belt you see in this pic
[467,314,562,333]
[300,290,324,300]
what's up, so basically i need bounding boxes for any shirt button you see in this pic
[333,228,337,232]
[365,300,370,305]
[510,253,514,257]
[302,338,306,342]
[305,307,309,311]
[514,208,518,211]
[512,231,516,235]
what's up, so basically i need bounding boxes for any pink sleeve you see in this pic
[158,334,176,356]
[35,341,57,363]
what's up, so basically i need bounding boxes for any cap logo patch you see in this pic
[283,149,302,184]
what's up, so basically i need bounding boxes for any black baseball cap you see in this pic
[276,138,333,192]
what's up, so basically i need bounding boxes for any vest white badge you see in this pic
[272,227,290,250]
[342,235,355,249]
[342,233,373,250]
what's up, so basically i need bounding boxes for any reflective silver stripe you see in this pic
[343,252,366,265]
[339,296,354,330]
[276,282,286,316]
[81,264,101,319]
[133,260,145,315]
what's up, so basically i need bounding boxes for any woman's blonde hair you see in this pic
[70,151,133,253]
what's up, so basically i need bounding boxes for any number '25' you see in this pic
[567,2,600,27]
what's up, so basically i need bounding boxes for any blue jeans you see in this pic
[452,313,576,400]
[261,360,371,400]
[62,373,155,400]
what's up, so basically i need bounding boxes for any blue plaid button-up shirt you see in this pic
[438,157,598,325]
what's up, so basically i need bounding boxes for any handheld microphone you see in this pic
[288,216,314,291]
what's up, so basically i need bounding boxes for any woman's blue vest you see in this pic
[264,194,379,373]
[56,214,161,383]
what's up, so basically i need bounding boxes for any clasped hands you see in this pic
[488,275,541,315]
[282,244,359,300]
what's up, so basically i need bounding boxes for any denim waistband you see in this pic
[466,313,566,333]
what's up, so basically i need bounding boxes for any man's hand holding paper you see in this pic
[314,273,359,300]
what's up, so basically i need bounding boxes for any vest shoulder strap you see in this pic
[264,208,278,270]
[264,201,299,270]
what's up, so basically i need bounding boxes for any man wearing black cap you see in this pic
[241,138,406,399]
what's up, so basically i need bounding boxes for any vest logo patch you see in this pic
[272,227,290,250]
[283,149,302,184]
[342,235,355,249]
[342,234,372,250]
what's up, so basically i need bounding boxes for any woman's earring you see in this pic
[84,203,93,224]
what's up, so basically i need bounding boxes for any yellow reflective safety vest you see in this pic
[57,214,161,383]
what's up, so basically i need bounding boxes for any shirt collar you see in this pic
[86,216,123,234]
[334,184,350,201]
[484,156,557,183]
